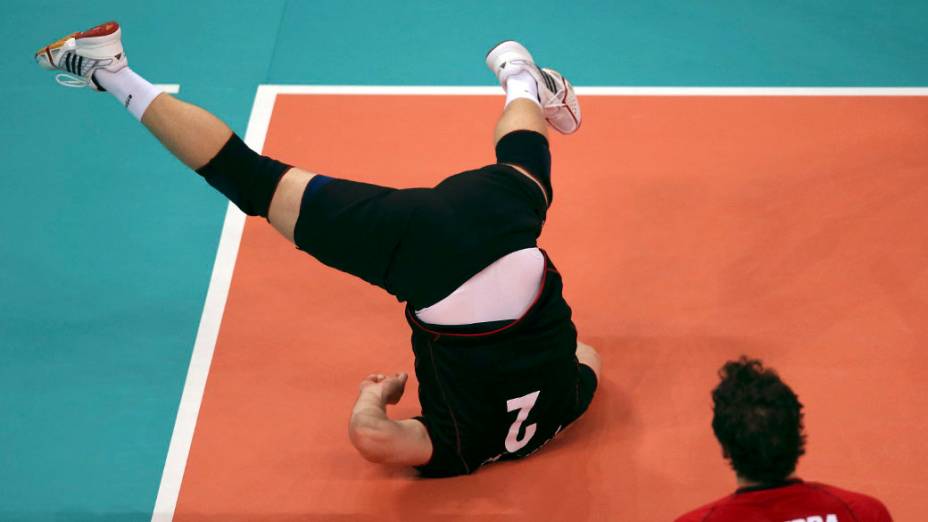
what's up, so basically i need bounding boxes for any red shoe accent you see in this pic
[35,32,76,66]
[76,21,119,39]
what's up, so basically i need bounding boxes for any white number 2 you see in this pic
[505,390,540,453]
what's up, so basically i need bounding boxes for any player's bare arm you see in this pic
[348,373,432,466]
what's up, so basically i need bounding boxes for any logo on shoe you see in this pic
[125,94,133,108]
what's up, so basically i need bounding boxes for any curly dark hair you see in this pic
[711,356,806,483]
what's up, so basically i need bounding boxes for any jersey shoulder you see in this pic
[804,482,893,520]
[675,495,735,522]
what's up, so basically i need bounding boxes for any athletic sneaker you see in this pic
[35,21,127,90]
[486,40,581,134]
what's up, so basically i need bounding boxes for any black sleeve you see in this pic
[412,415,472,478]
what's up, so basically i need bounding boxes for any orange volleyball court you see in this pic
[173,92,928,521]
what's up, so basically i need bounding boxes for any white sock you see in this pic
[93,67,162,121]
[505,71,541,108]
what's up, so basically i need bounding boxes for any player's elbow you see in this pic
[349,418,394,463]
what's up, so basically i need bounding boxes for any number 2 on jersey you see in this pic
[505,390,541,452]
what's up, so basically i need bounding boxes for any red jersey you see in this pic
[676,479,892,522]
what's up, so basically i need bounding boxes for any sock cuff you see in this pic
[94,67,162,121]
[505,71,541,108]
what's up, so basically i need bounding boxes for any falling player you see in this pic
[36,22,600,477]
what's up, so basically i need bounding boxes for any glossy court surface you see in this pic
[3,1,928,520]
[173,91,928,521]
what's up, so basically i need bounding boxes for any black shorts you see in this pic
[414,361,599,478]
[292,130,551,309]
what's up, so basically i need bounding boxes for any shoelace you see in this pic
[55,73,90,88]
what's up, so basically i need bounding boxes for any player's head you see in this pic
[711,356,806,484]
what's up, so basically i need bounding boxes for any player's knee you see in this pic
[576,341,602,380]
[196,133,292,217]
[495,130,552,203]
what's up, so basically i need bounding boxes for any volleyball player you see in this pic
[36,22,600,477]
[676,357,891,521]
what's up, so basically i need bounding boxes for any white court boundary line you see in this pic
[265,85,928,96]
[150,83,928,521]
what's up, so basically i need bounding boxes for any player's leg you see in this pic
[485,41,581,207]
[494,99,548,145]
[35,21,315,243]
[34,22,294,217]
[141,94,315,240]
[36,23,227,170]
[140,92,319,242]
[139,93,231,171]
[407,42,586,312]
[146,82,411,292]
[36,22,415,298]
[492,99,553,206]
[144,93,320,242]
[486,40,581,139]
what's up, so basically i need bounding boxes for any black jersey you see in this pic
[289,131,596,475]
[406,253,594,477]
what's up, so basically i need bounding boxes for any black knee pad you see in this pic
[196,134,291,217]
[495,130,552,205]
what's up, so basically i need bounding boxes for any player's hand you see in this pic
[359,372,408,405]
